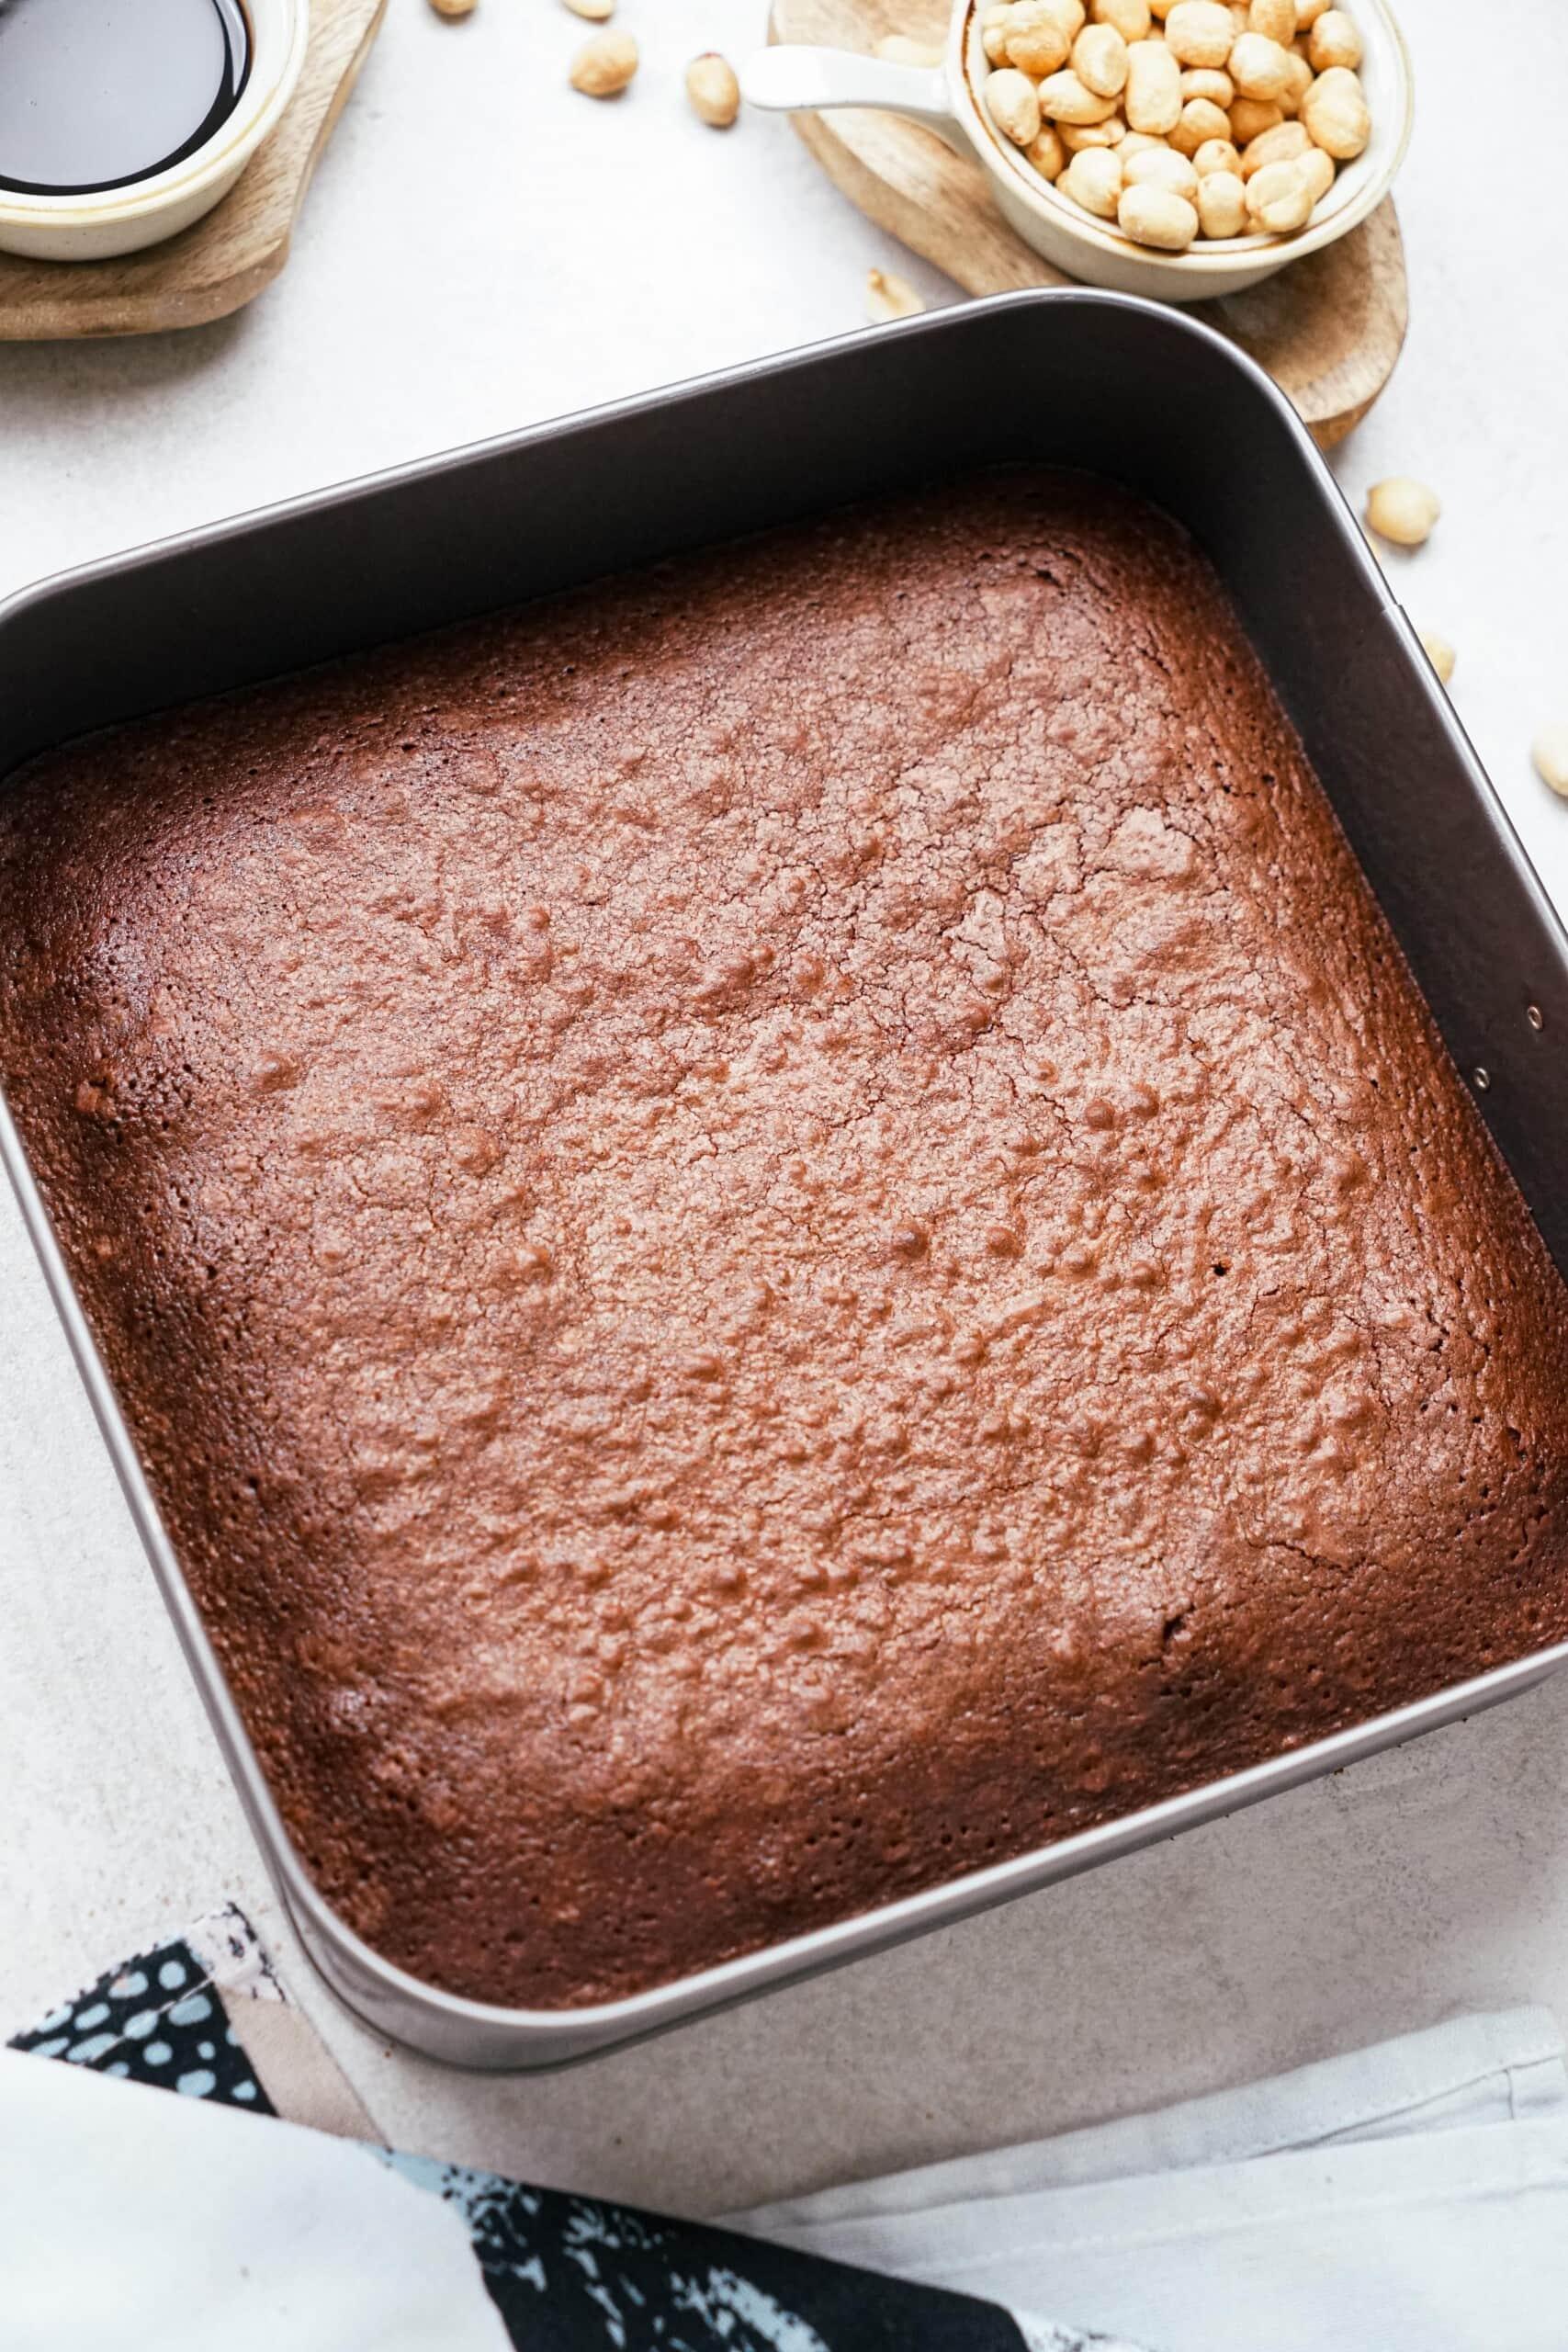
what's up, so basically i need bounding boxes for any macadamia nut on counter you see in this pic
[1365,477,1441,548]
[1418,628,1456,687]
[569,29,638,94]
[1534,728,1568,799]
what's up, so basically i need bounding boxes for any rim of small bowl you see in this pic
[0,0,310,227]
[952,0,1413,283]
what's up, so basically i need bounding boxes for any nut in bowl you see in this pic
[742,0,1411,300]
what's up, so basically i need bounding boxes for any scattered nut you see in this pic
[1307,6,1361,68]
[561,0,614,17]
[865,267,925,322]
[1073,20,1132,92]
[1180,65,1234,102]
[1093,0,1150,34]
[1228,95,1283,141]
[428,0,478,17]
[1163,0,1235,66]
[1301,62,1370,156]
[1124,142,1200,197]
[985,64,1043,141]
[1248,0,1293,38]
[1246,153,1315,231]
[685,51,739,127]
[1124,35,1183,129]
[1026,123,1069,175]
[1240,117,1309,174]
[1294,0,1329,21]
[570,28,637,93]
[1197,165,1247,233]
[1192,135,1242,174]
[874,31,945,63]
[1365,477,1440,548]
[1418,628,1456,687]
[1060,143,1125,213]
[1534,727,1568,798]
[1118,180,1200,245]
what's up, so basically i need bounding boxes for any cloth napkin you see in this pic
[1,1905,1140,2352]
[729,2006,1568,2352]
[13,1903,1568,2351]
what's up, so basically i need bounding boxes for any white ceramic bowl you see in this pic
[744,0,1411,302]
[0,0,310,262]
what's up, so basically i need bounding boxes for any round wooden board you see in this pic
[773,0,1407,447]
[0,0,387,341]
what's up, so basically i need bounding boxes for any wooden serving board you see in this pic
[0,0,387,340]
[773,0,1407,447]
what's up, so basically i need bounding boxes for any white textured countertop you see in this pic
[3,0,1568,2220]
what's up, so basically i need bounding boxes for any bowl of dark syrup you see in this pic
[0,0,310,259]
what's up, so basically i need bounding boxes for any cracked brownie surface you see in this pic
[5,469,1568,2007]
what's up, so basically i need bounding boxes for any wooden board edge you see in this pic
[0,0,387,343]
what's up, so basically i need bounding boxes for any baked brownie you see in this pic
[5,470,1567,2007]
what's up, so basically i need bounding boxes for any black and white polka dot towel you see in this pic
[11,1909,278,2110]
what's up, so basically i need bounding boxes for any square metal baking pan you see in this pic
[6,291,1568,2071]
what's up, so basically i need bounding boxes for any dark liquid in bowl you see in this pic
[0,0,252,197]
